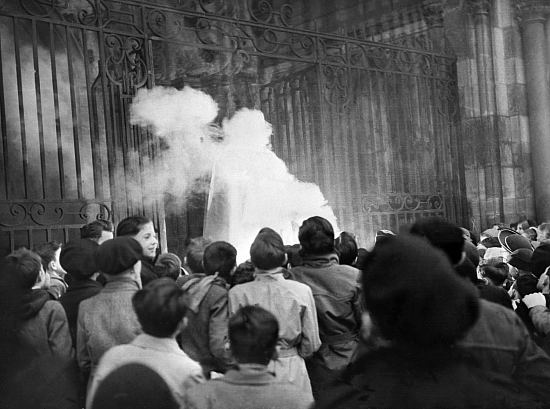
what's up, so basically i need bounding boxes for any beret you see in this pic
[97,236,142,275]
[60,239,99,280]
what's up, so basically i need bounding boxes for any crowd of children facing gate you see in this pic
[3,215,550,408]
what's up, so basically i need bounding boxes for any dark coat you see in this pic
[10,290,80,409]
[59,278,102,346]
[457,299,550,402]
[289,253,362,398]
[179,274,232,375]
[315,348,544,409]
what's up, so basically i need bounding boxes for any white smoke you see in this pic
[131,86,339,261]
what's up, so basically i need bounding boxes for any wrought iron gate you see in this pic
[0,0,466,255]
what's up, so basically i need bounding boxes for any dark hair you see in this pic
[5,248,43,289]
[410,217,465,265]
[132,278,187,337]
[33,241,62,271]
[298,216,335,255]
[229,305,279,365]
[185,237,212,275]
[202,241,237,281]
[524,227,538,242]
[81,219,114,240]
[335,232,358,266]
[516,274,539,298]
[230,261,256,288]
[116,216,152,237]
[479,264,508,286]
[285,244,303,268]
[250,229,286,270]
[154,253,182,281]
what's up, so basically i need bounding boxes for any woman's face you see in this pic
[133,222,158,259]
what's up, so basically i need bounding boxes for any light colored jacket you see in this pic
[76,277,141,380]
[229,270,321,397]
[86,333,204,408]
[185,364,313,409]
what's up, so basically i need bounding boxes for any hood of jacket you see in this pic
[181,273,225,313]
[19,289,51,320]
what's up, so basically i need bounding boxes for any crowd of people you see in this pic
[2,214,550,408]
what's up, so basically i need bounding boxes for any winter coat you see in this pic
[228,270,321,397]
[76,277,141,382]
[60,278,102,347]
[11,289,79,409]
[289,253,362,399]
[184,364,313,409]
[86,334,204,408]
[457,299,550,402]
[315,348,544,409]
[179,274,232,375]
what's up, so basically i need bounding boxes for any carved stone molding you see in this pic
[515,0,550,25]
[421,0,445,28]
[465,0,492,16]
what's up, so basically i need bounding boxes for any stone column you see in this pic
[516,1,550,221]
[421,0,446,52]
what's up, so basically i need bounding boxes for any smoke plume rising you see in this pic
[131,86,338,260]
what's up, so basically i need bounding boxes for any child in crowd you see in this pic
[180,241,236,376]
[87,279,203,408]
[76,237,143,385]
[185,305,313,409]
[229,228,320,398]
[34,241,68,299]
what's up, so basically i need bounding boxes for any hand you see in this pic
[523,292,546,309]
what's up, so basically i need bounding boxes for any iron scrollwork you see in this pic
[362,193,444,214]
[0,200,112,228]
[104,34,148,90]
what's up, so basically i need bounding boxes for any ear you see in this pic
[47,260,56,272]
[229,265,237,276]
[132,260,143,289]
[360,311,374,341]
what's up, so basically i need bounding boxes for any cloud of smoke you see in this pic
[131,86,339,260]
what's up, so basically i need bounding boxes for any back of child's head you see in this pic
[479,259,509,286]
[185,237,212,275]
[81,219,114,240]
[33,241,62,272]
[154,253,182,281]
[410,217,465,265]
[298,216,335,255]
[335,231,358,266]
[229,305,279,365]
[250,228,286,270]
[202,241,237,281]
[132,278,186,337]
[230,261,255,287]
[6,248,43,289]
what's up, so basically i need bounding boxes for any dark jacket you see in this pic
[289,254,362,367]
[140,257,159,286]
[12,290,79,409]
[516,294,550,355]
[289,253,362,399]
[179,274,232,375]
[457,299,550,402]
[59,278,103,347]
[315,348,544,409]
